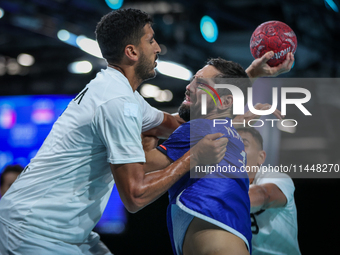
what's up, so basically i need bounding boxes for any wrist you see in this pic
[246,66,258,83]
[246,65,255,78]
[188,149,200,166]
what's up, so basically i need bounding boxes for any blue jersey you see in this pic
[157,118,252,255]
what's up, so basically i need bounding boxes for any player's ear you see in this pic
[217,95,233,110]
[257,150,266,165]
[124,44,139,62]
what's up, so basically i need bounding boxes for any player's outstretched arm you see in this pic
[246,51,294,81]
[110,133,228,213]
[249,183,287,213]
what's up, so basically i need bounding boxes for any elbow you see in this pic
[124,199,144,213]
[124,204,140,214]
[123,189,148,213]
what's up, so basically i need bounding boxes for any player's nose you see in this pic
[154,40,161,54]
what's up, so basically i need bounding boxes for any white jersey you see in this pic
[251,170,301,255]
[0,67,163,243]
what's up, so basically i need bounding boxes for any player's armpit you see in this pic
[249,183,287,213]
[142,112,181,139]
[144,148,173,173]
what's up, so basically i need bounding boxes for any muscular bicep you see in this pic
[144,148,173,173]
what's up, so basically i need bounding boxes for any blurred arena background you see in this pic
[0,0,339,254]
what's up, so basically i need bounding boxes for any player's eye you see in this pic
[197,81,207,88]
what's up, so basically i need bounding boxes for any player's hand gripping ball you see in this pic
[250,21,297,67]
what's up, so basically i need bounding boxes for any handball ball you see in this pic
[250,21,297,67]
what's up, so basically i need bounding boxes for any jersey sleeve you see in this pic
[256,172,295,206]
[135,91,164,132]
[156,122,191,162]
[93,97,145,164]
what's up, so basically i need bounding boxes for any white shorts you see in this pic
[0,221,113,255]
[171,205,195,255]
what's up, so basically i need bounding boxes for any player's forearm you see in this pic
[245,64,263,84]
[249,185,269,213]
[143,149,172,174]
[128,150,197,212]
[249,183,288,213]
[245,66,257,83]
[170,112,186,124]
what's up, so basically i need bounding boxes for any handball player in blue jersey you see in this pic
[143,58,252,255]
[142,54,294,255]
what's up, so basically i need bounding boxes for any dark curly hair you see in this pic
[207,57,250,97]
[0,164,23,186]
[95,8,153,64]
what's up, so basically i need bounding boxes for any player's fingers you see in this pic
[254,103,269,110]
[258,104,284,119]
[259,103,271,110]
[216,147,227,160]
[204,133,224,140]
[267,65,281,76]
[277,53,294,74]
[261,51,274,63]
[287,53,295,69]
[217,150,227,161]
[273,109,284,119]
[215,137,229,147]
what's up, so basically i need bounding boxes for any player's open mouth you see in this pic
[155,56,158,67]
[183,94,192,105]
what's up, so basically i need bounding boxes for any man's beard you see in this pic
[178,97,216,122]
[178,103,190,122]
[135,51,156,82]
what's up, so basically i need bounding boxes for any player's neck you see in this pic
[248,169,257,184]
[108,63,141,92]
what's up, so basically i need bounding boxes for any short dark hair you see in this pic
[0,164,24,186]
[236,127,263,150]
[95,8,153,64]
[207,58,249,79]
[207,58,251,117]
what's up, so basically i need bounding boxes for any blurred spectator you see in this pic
[0,164,24,197]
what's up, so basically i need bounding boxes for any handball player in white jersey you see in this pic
[237,127,301,255]
[0,9,228,254]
